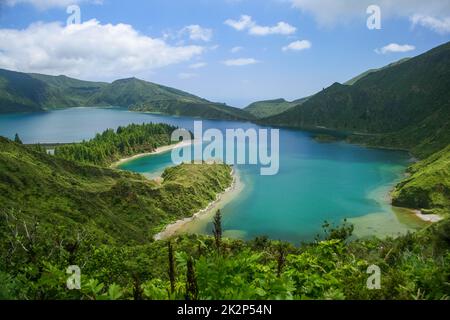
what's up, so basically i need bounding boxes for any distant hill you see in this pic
[91,77,253,121]
[0,69,253,121]
[244,97,309,119]
[263,41,450,158]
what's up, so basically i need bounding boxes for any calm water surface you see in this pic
[0,107,426,243]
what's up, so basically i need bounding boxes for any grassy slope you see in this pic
[0,69,253,121]
[392,145,450,215]
[263,41,450,158]
[0,137,232,244]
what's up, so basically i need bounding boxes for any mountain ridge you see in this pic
[0,69,253,121]
[261,41,450,158]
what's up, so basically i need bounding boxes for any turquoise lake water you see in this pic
[0,107,425,243]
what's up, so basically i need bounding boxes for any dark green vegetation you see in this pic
[55,123,177,166]
[1,196,449,299]
[244,97,309,119]
[0,136,233,244]
[393,145,450,216]
[0,69,252,121]
[344,58,410,86]
[263,41,450,158]
[313,134,343,143]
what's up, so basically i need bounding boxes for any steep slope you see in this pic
[244,97,309,119]
[263,41,450,157]
[0,69,253,121]
[392,145,450,215]
[0,136,232,244]
[344,58,411,86]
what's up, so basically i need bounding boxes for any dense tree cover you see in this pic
[54,123,178,166]
[262,41,450,158]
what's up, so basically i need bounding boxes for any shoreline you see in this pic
[154,167,241,241]
[412,209,443,223]
[110,140,193,168]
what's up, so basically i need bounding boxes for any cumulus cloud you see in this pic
[4,0,102,9]
[180,25,213,42]
[0,20,204,80]
[222,58,259,66]
[189,62,207,69]
[289,0,450,29]
[225,15,296,36]
[375,43,415,54]
[282,40,311,52]
[410,14,450,34]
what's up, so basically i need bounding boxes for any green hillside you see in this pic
[392,145,450,215]
[0,136,233,244]
[263,41,450,158]
[0,69,252,121]
[244,97,309,119]
[344,58,411,86]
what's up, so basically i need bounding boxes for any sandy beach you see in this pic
[413,209,443,223]
[110,140,193,168]
[154,168,243,241]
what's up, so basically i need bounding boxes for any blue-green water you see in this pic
[0,107,424,243]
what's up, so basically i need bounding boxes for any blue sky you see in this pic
[0,0,449,107]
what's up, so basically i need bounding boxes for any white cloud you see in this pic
[289,0,450,28]
[178,72,198,80]
[410,14,450,34]
[225,15,254,31]
[181,25,213,42]
[189,62,207,69]
[4,0,102,9]
[231,46,243,53]
[222,58,259,66]
[225,15,296,36]
[375,43,415,54]
[282,40,311,52]
[0,20,204,80]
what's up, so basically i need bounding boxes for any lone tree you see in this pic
[276,242,288,278]
[212,210,222,251]
[185,257,198,300]
[14,133,22,144]
[168,241,176,295]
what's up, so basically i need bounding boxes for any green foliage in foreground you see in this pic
[0,214,448,300]
[0,136,233,244]
[54,123,177,166]
[393,144,450,215]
